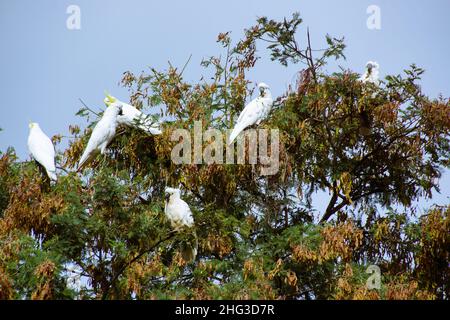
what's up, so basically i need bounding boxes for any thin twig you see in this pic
[180,54,193,76]
[306,27,317,83]
[79,98,100,117]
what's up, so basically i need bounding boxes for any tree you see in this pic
[0,13,449,300]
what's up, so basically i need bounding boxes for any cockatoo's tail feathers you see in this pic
[77,153,90,172]
[47,170,57,181]
[228,121,246,145]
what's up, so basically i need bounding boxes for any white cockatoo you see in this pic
[104,93,162,135]
[359,61,380,85]
[65,263,82,293]
[77,103,123,171]
[164,187,197,262]
[228,82,273,145]
[27,122,57,181]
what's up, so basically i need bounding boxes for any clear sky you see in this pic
[0,0,448,214]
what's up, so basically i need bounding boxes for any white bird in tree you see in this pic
[228,82,273,145]
[77,103,123,171]
[104,93,162,135]
[27,122,57,181]
[359,61,380,85]
[164,187,197,262]
[65,263,82,293]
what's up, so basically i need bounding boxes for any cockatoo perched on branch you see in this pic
[104,93,162,135]
[228,82,273,145]
[77,103,123,171]
[65,263,82,292]
[164,187,198,262]
[359,61,380,85]
[27,122,57,181]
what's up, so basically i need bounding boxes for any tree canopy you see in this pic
[0,13,449,300]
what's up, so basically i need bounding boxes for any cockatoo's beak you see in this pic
[165,193,170,202]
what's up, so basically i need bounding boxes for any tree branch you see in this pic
[102,232,176,299]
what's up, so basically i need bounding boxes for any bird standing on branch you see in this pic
[27,122,57,181]
[77,103,123,171]
[228,82,273,145]
[359,61,380,85]
[164,187,198,262]
[104,93,162,135]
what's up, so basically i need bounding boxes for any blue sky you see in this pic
[0,0,449,213]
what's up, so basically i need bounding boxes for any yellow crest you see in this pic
[104,91,116,106]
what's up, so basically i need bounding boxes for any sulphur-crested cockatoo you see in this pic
[65,263,82,292]
[27,122,57,181]
[359,61,380,85]
[104,93,162,135]
[164,187,198,262]
[77,103,123,170]
[228,82,273,145]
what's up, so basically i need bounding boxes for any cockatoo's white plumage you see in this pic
[65,263,82,292]
[164,187,197,262]
[27,122,57,181]
[77,103,123,170]
[104,93,162,135]
[228,83,273,145]
[164,187,195,229]
[359,61,380,85]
